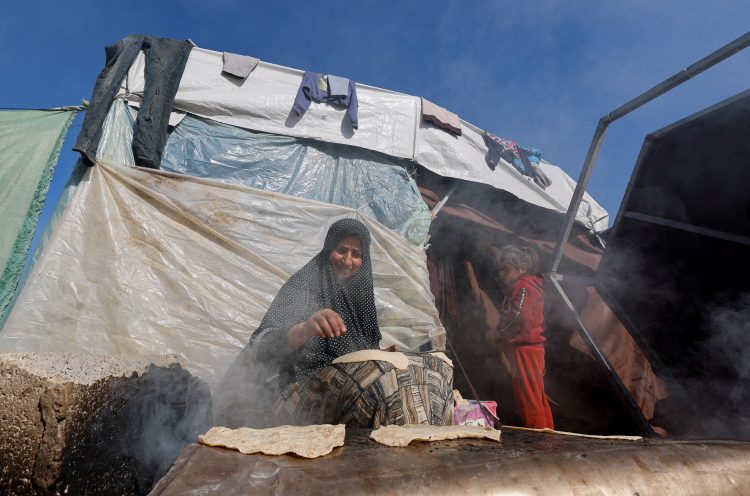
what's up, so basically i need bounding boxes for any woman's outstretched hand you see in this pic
[287,309,347,350]
[304,309,347,338]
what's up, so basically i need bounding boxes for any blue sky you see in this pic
[3,1,750,244]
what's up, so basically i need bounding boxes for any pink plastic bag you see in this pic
[453,400,497,428]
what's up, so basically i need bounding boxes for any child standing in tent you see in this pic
[485,244,554,429]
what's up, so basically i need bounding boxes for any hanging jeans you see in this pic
[74,34,193,169]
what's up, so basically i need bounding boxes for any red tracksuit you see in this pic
[499,274,554,429]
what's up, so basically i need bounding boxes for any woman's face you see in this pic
[328,234,363,281]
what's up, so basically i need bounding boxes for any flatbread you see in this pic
[370,424,501,447]
[501,425,642,441]
[428,352,453,367]
[198,424,345,458]
[332,350,409,370]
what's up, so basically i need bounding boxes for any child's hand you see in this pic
[485,329,501,344]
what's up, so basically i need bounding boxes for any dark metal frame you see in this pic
[548,31,750,435]
[601,85,750,262]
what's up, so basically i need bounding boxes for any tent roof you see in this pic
[117,45,608,231]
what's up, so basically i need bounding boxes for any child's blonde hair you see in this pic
[495,244,542,276]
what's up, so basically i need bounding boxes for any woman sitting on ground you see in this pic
[250,218,381,392]
[217,218,453,428]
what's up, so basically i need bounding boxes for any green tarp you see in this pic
[0,108,78,319]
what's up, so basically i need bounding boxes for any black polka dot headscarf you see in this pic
[251,218,381,384]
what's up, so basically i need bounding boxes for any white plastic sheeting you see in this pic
[0,160,444,385]
[122,48,418,160]
[97,100,432,245]
[119,47,608,230]
[160,109,432,245]
[415,120,609,231]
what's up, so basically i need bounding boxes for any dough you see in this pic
[501,425,642,441]
[198,424,345,458]
[370,424,501,447]
[428,352,453,367]
[332,350,409,370]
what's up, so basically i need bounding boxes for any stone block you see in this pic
[0,352,212,495]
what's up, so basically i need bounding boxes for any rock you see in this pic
[0,352,212,496]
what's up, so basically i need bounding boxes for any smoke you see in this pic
[212,343,282,429]
[700,293,750,436]
[597,218,750,439]
[648,293,750,440]
[128,366,214,480]
[708,293,750,385]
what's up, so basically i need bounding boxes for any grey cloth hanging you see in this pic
[222,52,259,79]
[327,75,350,99]
[292,71,359,129]
[530,164,552,189]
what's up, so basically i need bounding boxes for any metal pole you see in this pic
[550,120,608,274]
[550,30,750,275]
[431,184,460,218]
[545,32,750,434]
[623,211,750,246]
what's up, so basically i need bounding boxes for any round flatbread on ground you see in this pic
[198,424,345,458]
